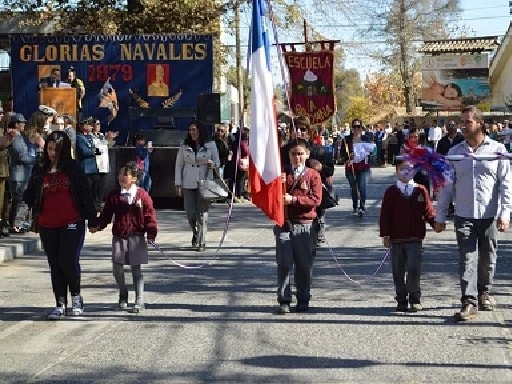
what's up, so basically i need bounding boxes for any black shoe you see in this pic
[316,238,326,247]
[396,302,408,312]
[191,234,197,248]
[274,303,290,315]
[8,226,25,234]
[118,291,128,310]
[196,245,205,252]
[455,301,478,321]
[296,302,309,313]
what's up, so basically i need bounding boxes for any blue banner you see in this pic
[10,34,213,144]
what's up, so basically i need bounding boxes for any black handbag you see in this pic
[320,183,338,210]
[198,168,229,200]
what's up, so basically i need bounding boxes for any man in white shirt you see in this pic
[428,119,442,150]
[435,106,512,321]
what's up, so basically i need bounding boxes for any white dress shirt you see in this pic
[120,184,138,205]
[436,136,512,222]
[396,180,415,196]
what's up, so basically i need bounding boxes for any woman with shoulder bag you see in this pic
[175,120,220,252]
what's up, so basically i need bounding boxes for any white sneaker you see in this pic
[70,295,83,316]
[48,305,65,320]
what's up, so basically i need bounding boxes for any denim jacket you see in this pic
[76,133,99,175]
[8,133,35,182]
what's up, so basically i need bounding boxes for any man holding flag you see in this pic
[249,0,322,314]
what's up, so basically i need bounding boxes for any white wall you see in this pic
[491,50,512,110]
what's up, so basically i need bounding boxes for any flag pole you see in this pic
[235,4,245,130]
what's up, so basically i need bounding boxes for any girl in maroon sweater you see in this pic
[90,161,157,313]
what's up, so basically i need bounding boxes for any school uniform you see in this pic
[380,181,435,306]
[97,185,157,307]
[275,165,322,309]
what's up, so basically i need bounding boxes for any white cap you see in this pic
[279,123,287,128]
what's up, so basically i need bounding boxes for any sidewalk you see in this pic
[0,165,511,384]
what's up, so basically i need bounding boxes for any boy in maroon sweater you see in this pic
[380,159,436,312]
[275,139,322,315]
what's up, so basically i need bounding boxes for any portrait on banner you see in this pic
[147,64,170,97]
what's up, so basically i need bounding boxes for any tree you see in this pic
[343,96,372,123]
[334,69,363,121]
[357,0,460,113]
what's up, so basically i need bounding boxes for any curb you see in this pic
[0,235,41,263]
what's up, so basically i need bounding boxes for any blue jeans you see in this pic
[454,216,498,307]
[138,171,152,193]
[345,168,369,210]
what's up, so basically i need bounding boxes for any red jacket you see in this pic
[379,184,435,241]
[285,167,322,222]
[97,187,158,240]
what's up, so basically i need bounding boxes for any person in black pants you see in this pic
[24,131,97,320]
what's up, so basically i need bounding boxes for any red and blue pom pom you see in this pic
[401,141,453,191]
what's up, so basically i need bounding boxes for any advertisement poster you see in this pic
[421,53,490,111]
[10,34,213,143]
[283,50,335,125]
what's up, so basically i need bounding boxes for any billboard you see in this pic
[10,34,213,143]
[421,53,490,111]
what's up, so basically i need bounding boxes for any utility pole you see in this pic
[235,3,244,129]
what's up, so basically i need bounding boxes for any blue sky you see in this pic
[223,0,512,84]
[333,0,512,77]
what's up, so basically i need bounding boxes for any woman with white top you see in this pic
[175,121,220,251]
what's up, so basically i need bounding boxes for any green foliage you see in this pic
[334,69,363,119]
[343,95,372,123]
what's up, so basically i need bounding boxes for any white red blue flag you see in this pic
[249,0,284,226]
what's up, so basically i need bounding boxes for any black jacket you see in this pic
[436,134,464,155]
[214,137,229,167]
[23,159,98,226]
[307,142,334,183]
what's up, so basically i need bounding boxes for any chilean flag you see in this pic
[249,0,284,226]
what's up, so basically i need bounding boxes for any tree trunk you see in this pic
[398,0,414,114]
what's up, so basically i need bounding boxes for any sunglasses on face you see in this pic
[352,125,361,128]
[291,151,306,156]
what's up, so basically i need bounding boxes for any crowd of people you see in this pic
[2,102,510,323]
[270,108,511,321]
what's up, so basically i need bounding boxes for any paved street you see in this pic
[0,165,511,384]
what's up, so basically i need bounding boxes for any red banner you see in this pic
[284,50,335,125]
